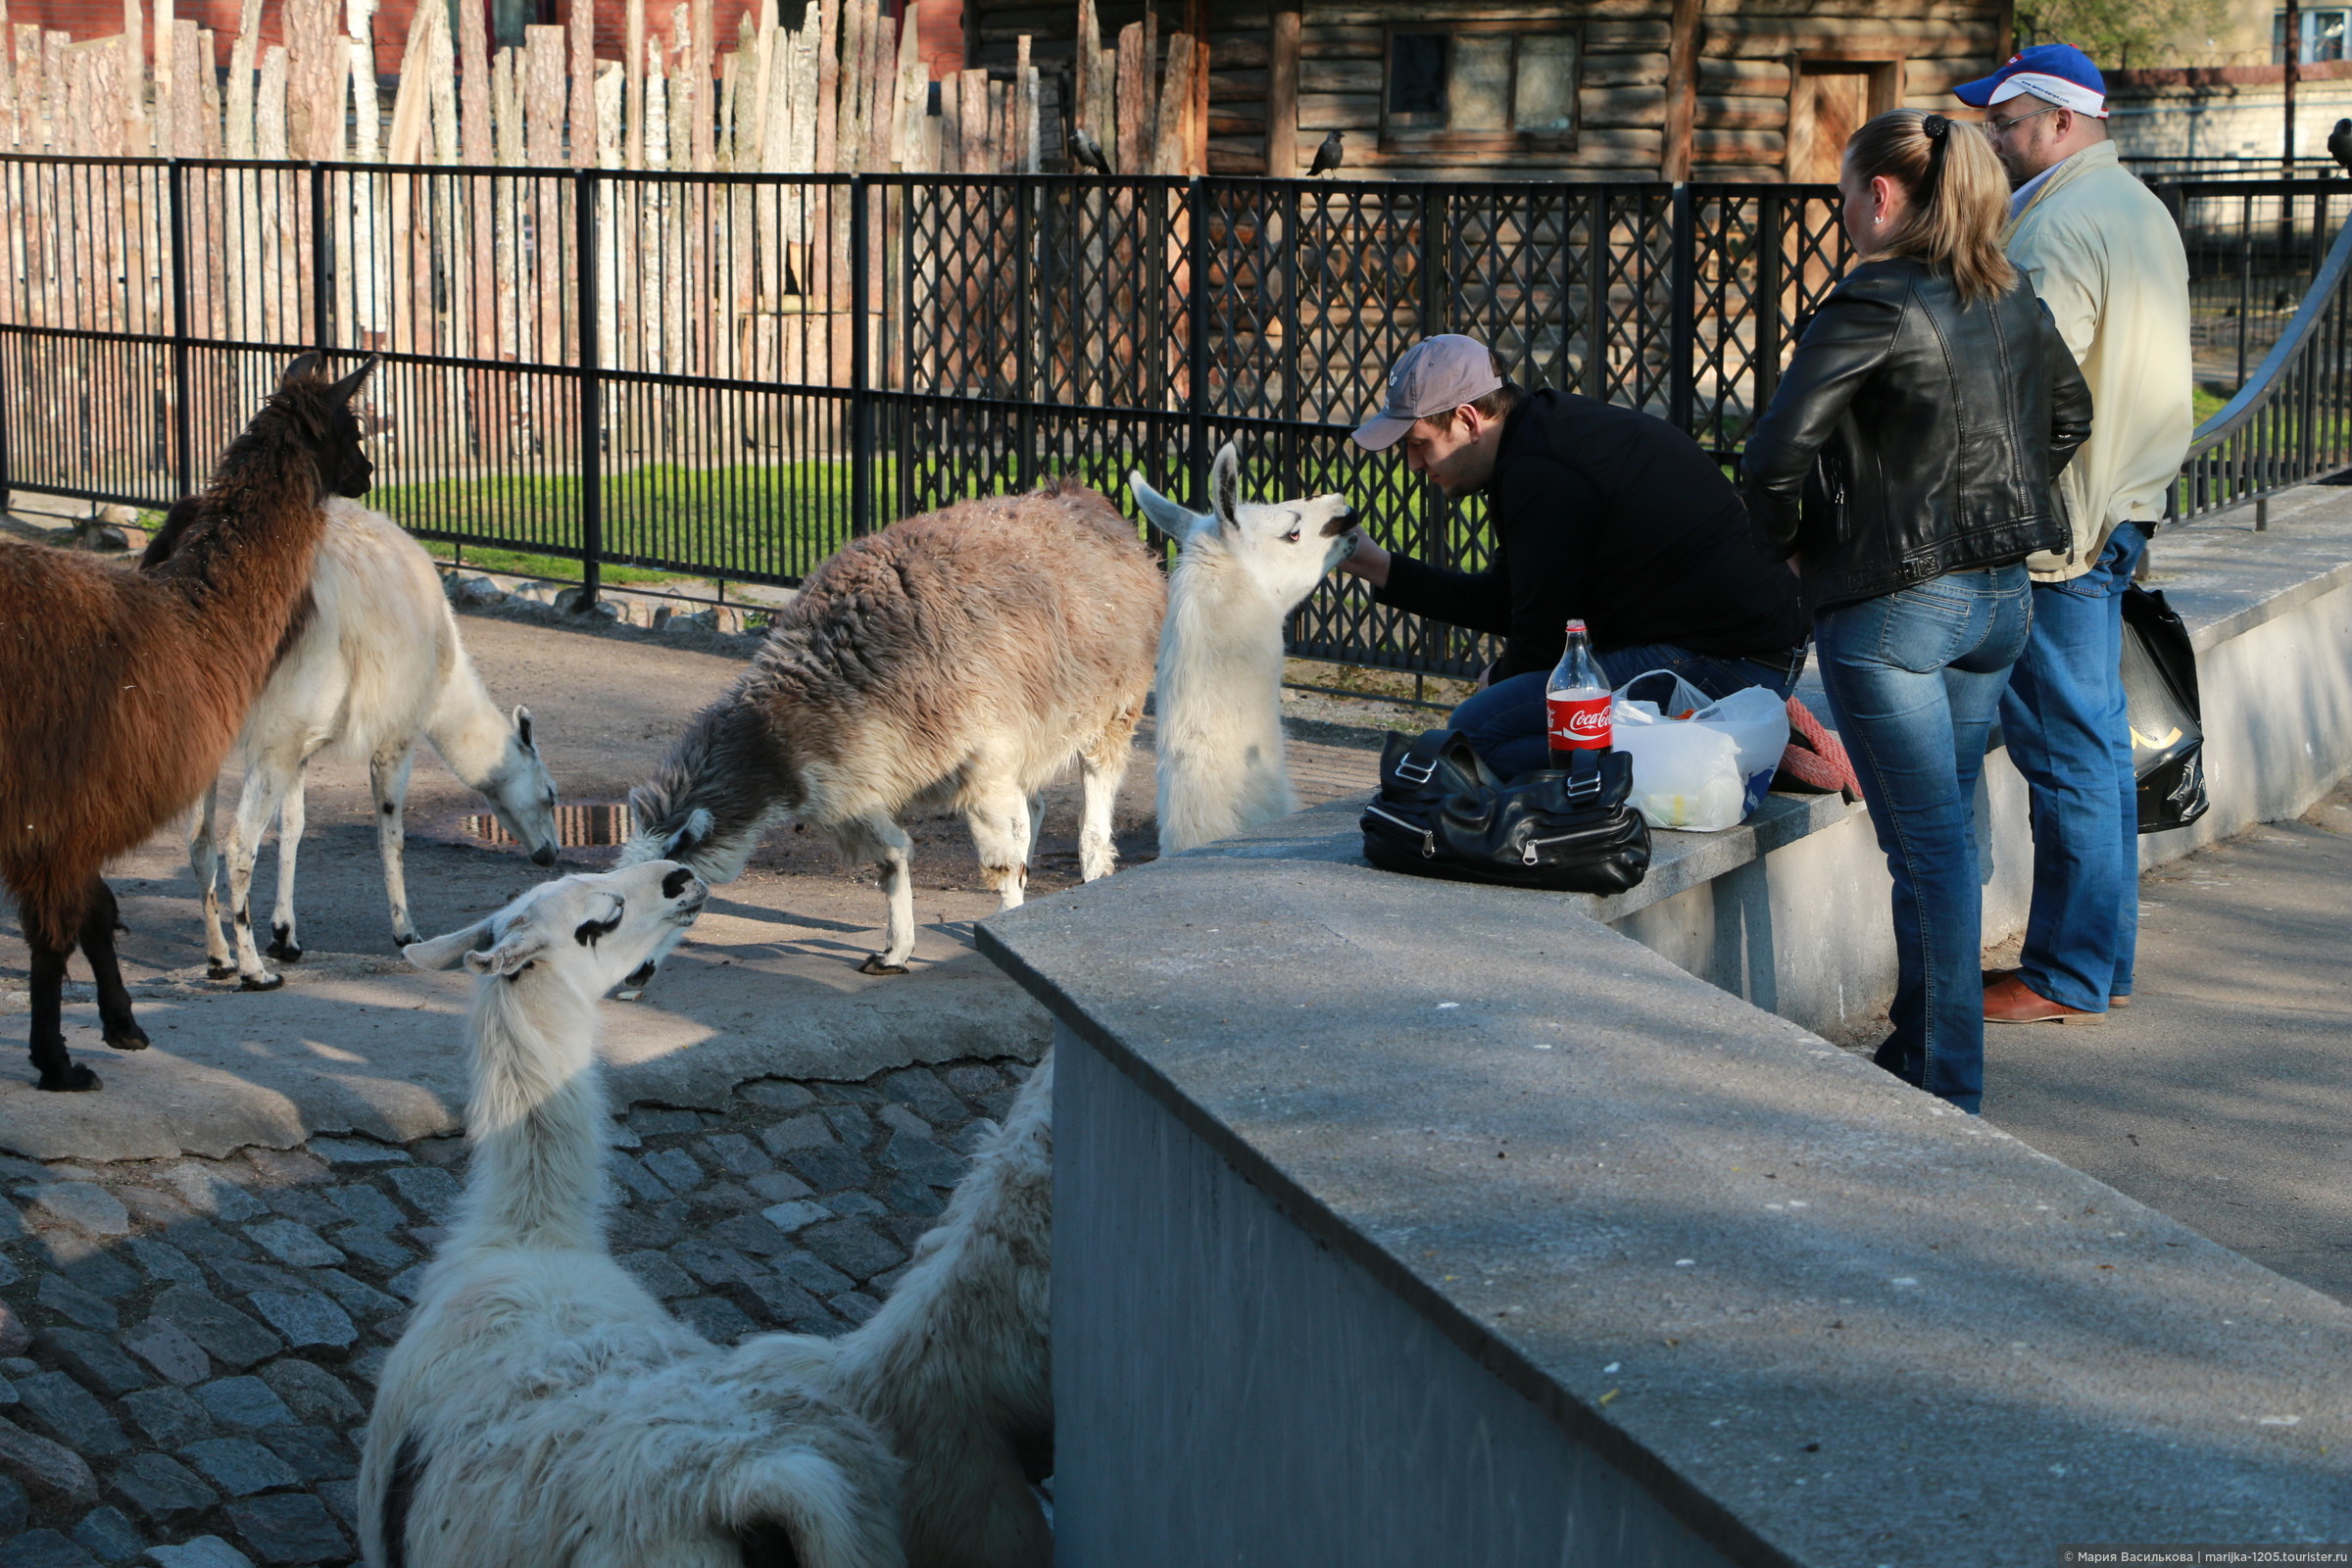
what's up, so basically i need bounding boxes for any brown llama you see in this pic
[0,353,377,1092]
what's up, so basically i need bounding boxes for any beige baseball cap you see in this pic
[1352,335,1505,451]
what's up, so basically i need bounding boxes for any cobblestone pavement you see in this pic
[0,1056,1031,1566]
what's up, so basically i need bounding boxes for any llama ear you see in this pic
[465,930,550,977]
[404,918,496,971]
[1210,445,1243,533]
[663,808,713,861]
[277,352,326,392]
[326,355,381,406]
[514,707,536,751]
[1128,471,1202,543]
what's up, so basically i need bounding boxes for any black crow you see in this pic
[1308,128,1344,176]
[2329,118,2352,174]
[1069,125,1111,174]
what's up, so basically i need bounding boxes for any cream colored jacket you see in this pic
[2004,140,2193,581]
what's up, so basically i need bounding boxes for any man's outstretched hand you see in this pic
[1335,533,1392,589]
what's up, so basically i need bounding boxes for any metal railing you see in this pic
[2124,154,2342,181]
[2181,197,2352,523]
[0,156,2343,679]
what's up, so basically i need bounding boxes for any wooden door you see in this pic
[1788,60,1902,183]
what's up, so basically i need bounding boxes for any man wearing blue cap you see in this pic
[1953,45,2193,1027]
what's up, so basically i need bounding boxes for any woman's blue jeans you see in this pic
[1448,642,1809,780]
[1813,565,2033,1115]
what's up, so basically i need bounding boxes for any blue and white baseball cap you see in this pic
[1953,43,2109,120]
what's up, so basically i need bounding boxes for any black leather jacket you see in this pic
[1740,257,2094,612]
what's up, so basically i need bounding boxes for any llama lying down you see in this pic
[362,862,904,1568]
[744,1055,1054,1568]
[151,497,561,991]
[622,480,1163,975]
[1130,444,1359,855]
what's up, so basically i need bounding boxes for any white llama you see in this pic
[623,480,1163,975]
[744,1056,1054,1568]
[186,497,560,990]
[360,862,904,1568]
[1129,445,1359,855]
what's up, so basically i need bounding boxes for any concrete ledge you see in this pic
[983,852,2352,1563]
[1197,488,2352,1037]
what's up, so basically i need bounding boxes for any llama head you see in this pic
[402,860,708,993]
[478,707,562,868]
[273,352,380,501]
[1129,444,1357,612]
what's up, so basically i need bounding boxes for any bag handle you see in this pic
[1612,667,1712,720]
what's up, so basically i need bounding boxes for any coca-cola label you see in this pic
[1547,693,1612,750]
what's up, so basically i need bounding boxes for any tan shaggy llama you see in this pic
[623,480,1163,975]
[0,353,375,1092]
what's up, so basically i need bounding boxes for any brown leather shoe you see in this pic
[1984,968,2130,1011]
[1983,972,2104,1025]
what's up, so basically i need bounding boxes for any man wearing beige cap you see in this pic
[1338,334,1808,775]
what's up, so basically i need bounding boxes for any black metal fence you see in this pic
[0,156,2341,680]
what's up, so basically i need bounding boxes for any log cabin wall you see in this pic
[970,0,2010,178]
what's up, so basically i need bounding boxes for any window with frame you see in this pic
[2277,8,2351,63]
[1383,28,1580,149]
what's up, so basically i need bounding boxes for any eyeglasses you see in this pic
[1984,104,2059,138]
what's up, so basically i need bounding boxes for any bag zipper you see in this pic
[1365,804,1438,858]
[1521,831,1584,865]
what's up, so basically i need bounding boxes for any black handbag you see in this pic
[1359,729,1651,895]
[2120,583,2209,834]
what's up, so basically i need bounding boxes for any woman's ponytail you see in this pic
[1845,108,2016,305]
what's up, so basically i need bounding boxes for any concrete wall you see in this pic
[980,796,2352,1566]
[1054,1029,1738,1568]
[2108,68,2352,161]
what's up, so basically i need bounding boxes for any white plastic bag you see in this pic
[1609,670,1791,831]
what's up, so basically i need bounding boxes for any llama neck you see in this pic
[424,647,511,792]
[1156,554,1288,745]
[450,975,607,1255]
[153,454,326,686]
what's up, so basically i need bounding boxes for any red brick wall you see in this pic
[6,0,960,83]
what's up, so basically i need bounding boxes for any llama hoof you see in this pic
[239,971,285,992]
[394,931,422,949]
[206,960,237,981]
[35,1063,101,1093]
[103,1023,150,1052]
[266,934,304,962]
[857,955,909,977]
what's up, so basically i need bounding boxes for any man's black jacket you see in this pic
[1374,388,1808,682]
[1740,257,2093,612]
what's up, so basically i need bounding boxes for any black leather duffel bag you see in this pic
[1359,729,1650,895]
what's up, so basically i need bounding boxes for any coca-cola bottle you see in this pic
[1545,618,1611,768]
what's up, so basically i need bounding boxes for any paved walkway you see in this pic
[1984,775,2352,1307]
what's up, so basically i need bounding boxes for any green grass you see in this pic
[416,540,683,586]
[372,460,870,582]
[2193,385,2230,429]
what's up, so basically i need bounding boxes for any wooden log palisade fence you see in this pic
[0,0,1210,586]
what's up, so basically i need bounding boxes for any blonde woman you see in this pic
[1740,110,2092,1114]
